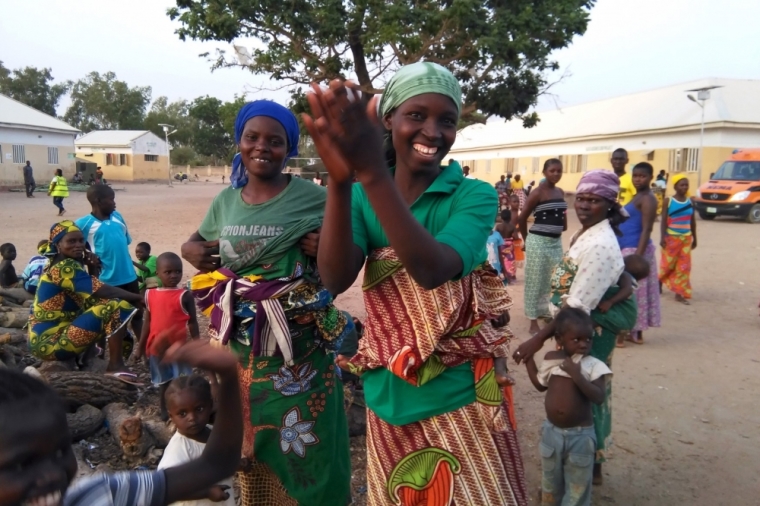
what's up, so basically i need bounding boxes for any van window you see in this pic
[712,161,760,181]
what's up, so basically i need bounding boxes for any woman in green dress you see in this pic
[513,169,637,485]
[181,101,352,505]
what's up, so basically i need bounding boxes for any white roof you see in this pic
[75,130,153,147]
[452,78,760,152]
[0,94,79,134]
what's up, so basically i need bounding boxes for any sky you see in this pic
[1,0,758,117]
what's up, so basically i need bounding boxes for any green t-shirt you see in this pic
[135,255,158,289]
[351,164,499,424]
[351,163,497,278]
[199,177,326,279]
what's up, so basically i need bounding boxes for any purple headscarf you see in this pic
[576,169,621,202]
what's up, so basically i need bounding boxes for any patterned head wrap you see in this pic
[576,169,621,202]
[45,220,81,257]
[379,62,462,117]
[230,101,300,189]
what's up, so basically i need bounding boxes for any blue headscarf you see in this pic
[230,101,300,189]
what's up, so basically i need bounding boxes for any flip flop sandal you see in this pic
[106,371,143,386]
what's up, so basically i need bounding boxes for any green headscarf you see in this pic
[379,62,462,117]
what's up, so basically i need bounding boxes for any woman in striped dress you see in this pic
[518,159,567,335]
[659,174,697,304]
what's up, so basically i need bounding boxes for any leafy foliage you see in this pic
[0,61,70,116]
[168,0,594,125]
[144,96,195,146]
[63,72,151,132]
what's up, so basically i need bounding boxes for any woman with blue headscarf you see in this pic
[180,101,352,506]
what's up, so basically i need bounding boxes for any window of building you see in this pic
[0,146,3,163]
[505,158,516,174]
[12,145,25,164]
[120,154,128,166]
[106,153,113,165]
[568,154,588,173]
[484,159,491,174]
[531,157,540,173]
[47,147,59,164]
[668,148,699,173]
[145,154,158,162]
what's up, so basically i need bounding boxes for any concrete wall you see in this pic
[0,127,76,186]
[133,155,169,180]
[174,166,231,179]
[132,132,169,156]
[74,149,169,181]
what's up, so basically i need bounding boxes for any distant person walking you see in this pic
[617,162,660,345]
[611,148,637,205]
[512,174,526,211]
[23,161,36,198]
[660,174,696,304]
[495,175,508,211]
[519,159,567,335]
[48,169,69,216]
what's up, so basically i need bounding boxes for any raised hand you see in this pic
[302,80,386,185]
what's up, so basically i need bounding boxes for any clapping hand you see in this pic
[302,80,386,185]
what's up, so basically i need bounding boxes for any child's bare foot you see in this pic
[626,331,644,345]
[528,320,541,336]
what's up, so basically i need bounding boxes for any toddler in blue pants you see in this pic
[526,307,612,506]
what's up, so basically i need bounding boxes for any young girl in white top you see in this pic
[158,375,235,506]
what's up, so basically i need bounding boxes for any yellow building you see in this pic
[0,93,79,186]
[450,78,760,192]
[75,130,170,181]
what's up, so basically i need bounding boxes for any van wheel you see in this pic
[698,211,716,221]
[745,204,760,223]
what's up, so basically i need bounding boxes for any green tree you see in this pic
[170,145,200,165]
[0,61,70,116]
[188,95,231,164]
[144,96,195,146]
[187,95,247,164]
[168,0,593,126]
[64,72,151,132]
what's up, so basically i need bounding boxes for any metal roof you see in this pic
[0,93,79,134]
[75,130,152,147]
[452,78,760,152]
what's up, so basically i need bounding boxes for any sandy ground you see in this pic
[3,182,760,505]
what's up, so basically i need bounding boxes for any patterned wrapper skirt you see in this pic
[621,242,661,332]
[523,234,563,320]
[366,382,527,506]
[659,234,692,299]
[231,331,351,506]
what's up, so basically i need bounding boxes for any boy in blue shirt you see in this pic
[76,185,143,342]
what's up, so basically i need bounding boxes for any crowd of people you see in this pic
[0,62,705,506]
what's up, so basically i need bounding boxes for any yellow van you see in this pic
[694,149,760,223]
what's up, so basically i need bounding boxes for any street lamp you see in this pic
[685,86,721,185]
[158,124,177,186]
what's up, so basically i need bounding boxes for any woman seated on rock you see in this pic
[28,220,144,383]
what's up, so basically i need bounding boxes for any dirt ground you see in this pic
[3,181,759,505]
